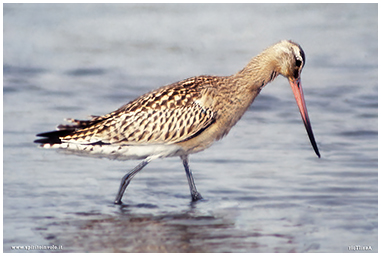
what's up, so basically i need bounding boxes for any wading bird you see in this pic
[35,40,320,204]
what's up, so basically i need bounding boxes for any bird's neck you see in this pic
[213,50,280,128]
[232,49,280,94]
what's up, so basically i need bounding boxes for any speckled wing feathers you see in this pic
[53,76,218,146]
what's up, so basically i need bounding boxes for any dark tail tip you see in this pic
[34,129,74,145]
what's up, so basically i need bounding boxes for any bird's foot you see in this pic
[191,192,203,201]
[114,199,123,205]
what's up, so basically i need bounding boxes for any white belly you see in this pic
[41,142,184,161]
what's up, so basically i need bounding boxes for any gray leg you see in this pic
[181,155,203,201]
[114,159,150,205]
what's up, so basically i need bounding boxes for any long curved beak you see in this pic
[289,78,320,158]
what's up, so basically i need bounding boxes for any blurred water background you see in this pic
[3,3,377,253]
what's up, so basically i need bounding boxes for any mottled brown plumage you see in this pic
[35,40,320,204]
[58,76,217,146]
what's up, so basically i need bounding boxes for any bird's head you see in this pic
[273,40,305,81]
[272,40,320,158]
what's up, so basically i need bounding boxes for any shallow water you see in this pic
[3,3,377,253]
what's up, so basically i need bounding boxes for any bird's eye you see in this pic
[295,59,302,68]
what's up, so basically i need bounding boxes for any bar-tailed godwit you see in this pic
[35,40,320,204]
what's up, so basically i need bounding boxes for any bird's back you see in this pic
[35,76,223,160]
